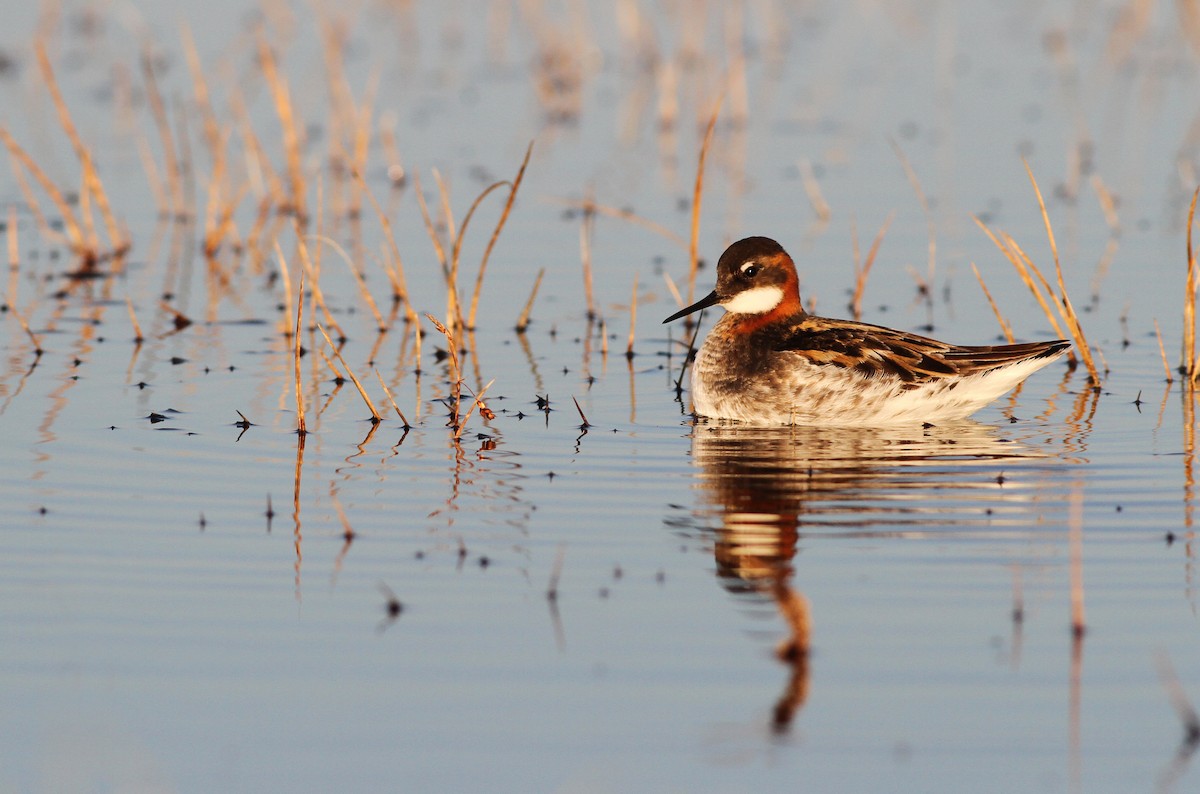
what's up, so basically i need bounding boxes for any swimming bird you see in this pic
[663,236,1070,425]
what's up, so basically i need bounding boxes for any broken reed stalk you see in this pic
[626,276,638,359]
[316,323,381,423]
[970,263,1015,343]
[515,267,544,332]
[258,33,306,222]
[688,95,723,307]
[1155,319,1174,383]
[467,141,534,330]
[571,395,591,428]
[293,226,345,342]
[294,270,307,435]
[850,211,893,320]
[35,40,125,255]
[374,368,411,428]
[425,313,463,428]
[1024,160,1100,384]
[548,196,687,250]
[1184,187,1199,380]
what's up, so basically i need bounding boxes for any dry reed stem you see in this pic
[850,211,893,320]
[258,33,306,221]
[1090,174,1120,233]
[468,141,534,329]
[626,276,638,358]
[180,25,221,163]
[1024,160,1100,383]
[449,180,509,329]
[1186,187,1200,380]
[515,267,545,332]
[126,298,144,343]
[688,95,723,307]
[798,158,831,223]
[9,306,43,355]
[35,40,124,254]
[1155,319,1174,383]
[891,139,936,283]
[319,349,344,382]
[6,205,16,270]
[973,215,1071,346]
[548,196,687,250]
[309,234,385,331]
[454,378,496,440]
[350,167,412,311]
[971,263,1015,343]
[1068,486,1086,636]
[374,368,411,428]
[0,129,84,252]
[413,171,449,269]
[8,154,65,248]
[425,313,463,428]
[294,269,307,434]
[580,195,596,319]
[293,226,345,342]
[274,240,294,336]
[141,46,185,219]
[317,323,381,422]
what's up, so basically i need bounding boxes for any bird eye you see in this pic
[741,263,760,278]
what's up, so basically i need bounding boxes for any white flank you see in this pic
[722,285,784,315]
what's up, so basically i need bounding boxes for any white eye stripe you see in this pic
[739,261,758,273]
[723,285,784,314]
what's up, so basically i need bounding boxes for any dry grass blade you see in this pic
[308,234,385,331]
[688,95,723,307]
[141,45,185,220]
[971,263,1015,343]
[317,323,382,423]
[374,368,411,428]
[515,267,544,332]
[468,141,534,329]
[1024,159,1099,383]
[1068,486,1086,637]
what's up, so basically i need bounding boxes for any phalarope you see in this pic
[663,237,1070,425]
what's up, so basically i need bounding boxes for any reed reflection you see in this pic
[682,421,1064,733]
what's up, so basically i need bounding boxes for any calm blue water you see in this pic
[2,2,1199,792]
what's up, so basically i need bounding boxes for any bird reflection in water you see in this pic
[681,421,1058,735]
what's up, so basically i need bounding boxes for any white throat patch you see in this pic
[722,285,784,315]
